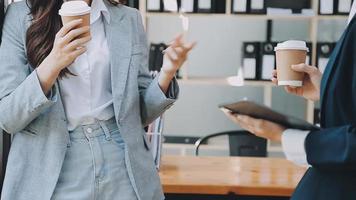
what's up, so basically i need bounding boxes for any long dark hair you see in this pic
[25,0,123,77]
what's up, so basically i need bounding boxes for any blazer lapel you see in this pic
[320,32,346,106]
[104,3,132,119]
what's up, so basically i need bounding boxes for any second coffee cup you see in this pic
[274,40,309,87]
[59,1,91,38]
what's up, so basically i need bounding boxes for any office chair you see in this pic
[195,130,267,157]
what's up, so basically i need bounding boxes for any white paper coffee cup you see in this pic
[59,1,91,38]
[274,40,309,87]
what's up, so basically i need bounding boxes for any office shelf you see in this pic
[317,15,349,20]
[146,13,348,21]
[178,77,274,87]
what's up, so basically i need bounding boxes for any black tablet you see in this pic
[219,101,320,131]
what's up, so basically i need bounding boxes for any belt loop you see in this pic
[99,120,111,141]
[67,131,72,147]
[81,126,91,142]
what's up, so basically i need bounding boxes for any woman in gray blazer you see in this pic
[0,0,194,199]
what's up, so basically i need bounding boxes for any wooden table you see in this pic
[159,156,307,200]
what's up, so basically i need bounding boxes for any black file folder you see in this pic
[149,44,158,72]
[316,42,335,74]
[126,0,139,9]
[265,0,311,13]
[250,0,266,14]
[214,0,226,13]
[147,0,163,12]
[260,42,277,81]
[149,43,181,78]
[232,0,248,14]
[306,42,313,65]
[197,0,213,12]
[319,0,335,15]
[314,108,321,126]
[242,42,260,80]
[336,0,353,15]
[155,43,167,71]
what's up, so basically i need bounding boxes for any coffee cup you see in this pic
[274,40,309,87]
[59,1,91,38]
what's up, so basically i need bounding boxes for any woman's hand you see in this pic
[45,19,91,73]
[37,19,91,94]
[222,109,286,142]
[158,34,196,93]
[272,63,322,101]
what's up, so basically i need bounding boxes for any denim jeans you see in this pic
[51,118,138,200]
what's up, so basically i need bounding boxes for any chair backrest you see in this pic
[228,131,267,157]
[195,131,267,157]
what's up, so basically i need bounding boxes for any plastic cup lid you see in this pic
[274,40,309,52]
[59,1,91,17]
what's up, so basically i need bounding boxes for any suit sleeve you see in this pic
[135,10,179,127]
[305,125,356,169]
[0,4,57,134]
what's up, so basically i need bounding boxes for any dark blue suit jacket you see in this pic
[291,17,356,200]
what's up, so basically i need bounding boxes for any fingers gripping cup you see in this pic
[59,1,91,38]
[274,40,309,87]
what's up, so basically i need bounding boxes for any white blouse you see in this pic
[58,0,114,131]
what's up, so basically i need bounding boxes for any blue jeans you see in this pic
[51,118,138,200]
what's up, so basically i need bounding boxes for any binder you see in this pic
[180,0,195,13]
[260,42,277,80]
[250,0,266,14]
[232,0,248,14]
[149,43,181,78]
[337,0,353,15]
[155,43,168,71]
[306,42,313,65]
[316,42,335,74]
[147,0,162,12]
[319,0,334,15]
[214,0,226,13]
[242,42,260,80]
[197,0,213,13]
[126,0,139,9]
[314,108,321,126]
[149,44,158,72]
[265,0,311,14]
[163,0,179,12]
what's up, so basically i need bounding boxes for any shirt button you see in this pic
[87,128,93,133]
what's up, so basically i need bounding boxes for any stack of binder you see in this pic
[147,0,226,13]
[232,0,265,14]
[232,0,312,14]
[319,0,353,15]
[242,41,313,81]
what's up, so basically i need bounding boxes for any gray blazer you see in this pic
[0,1,178,200]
